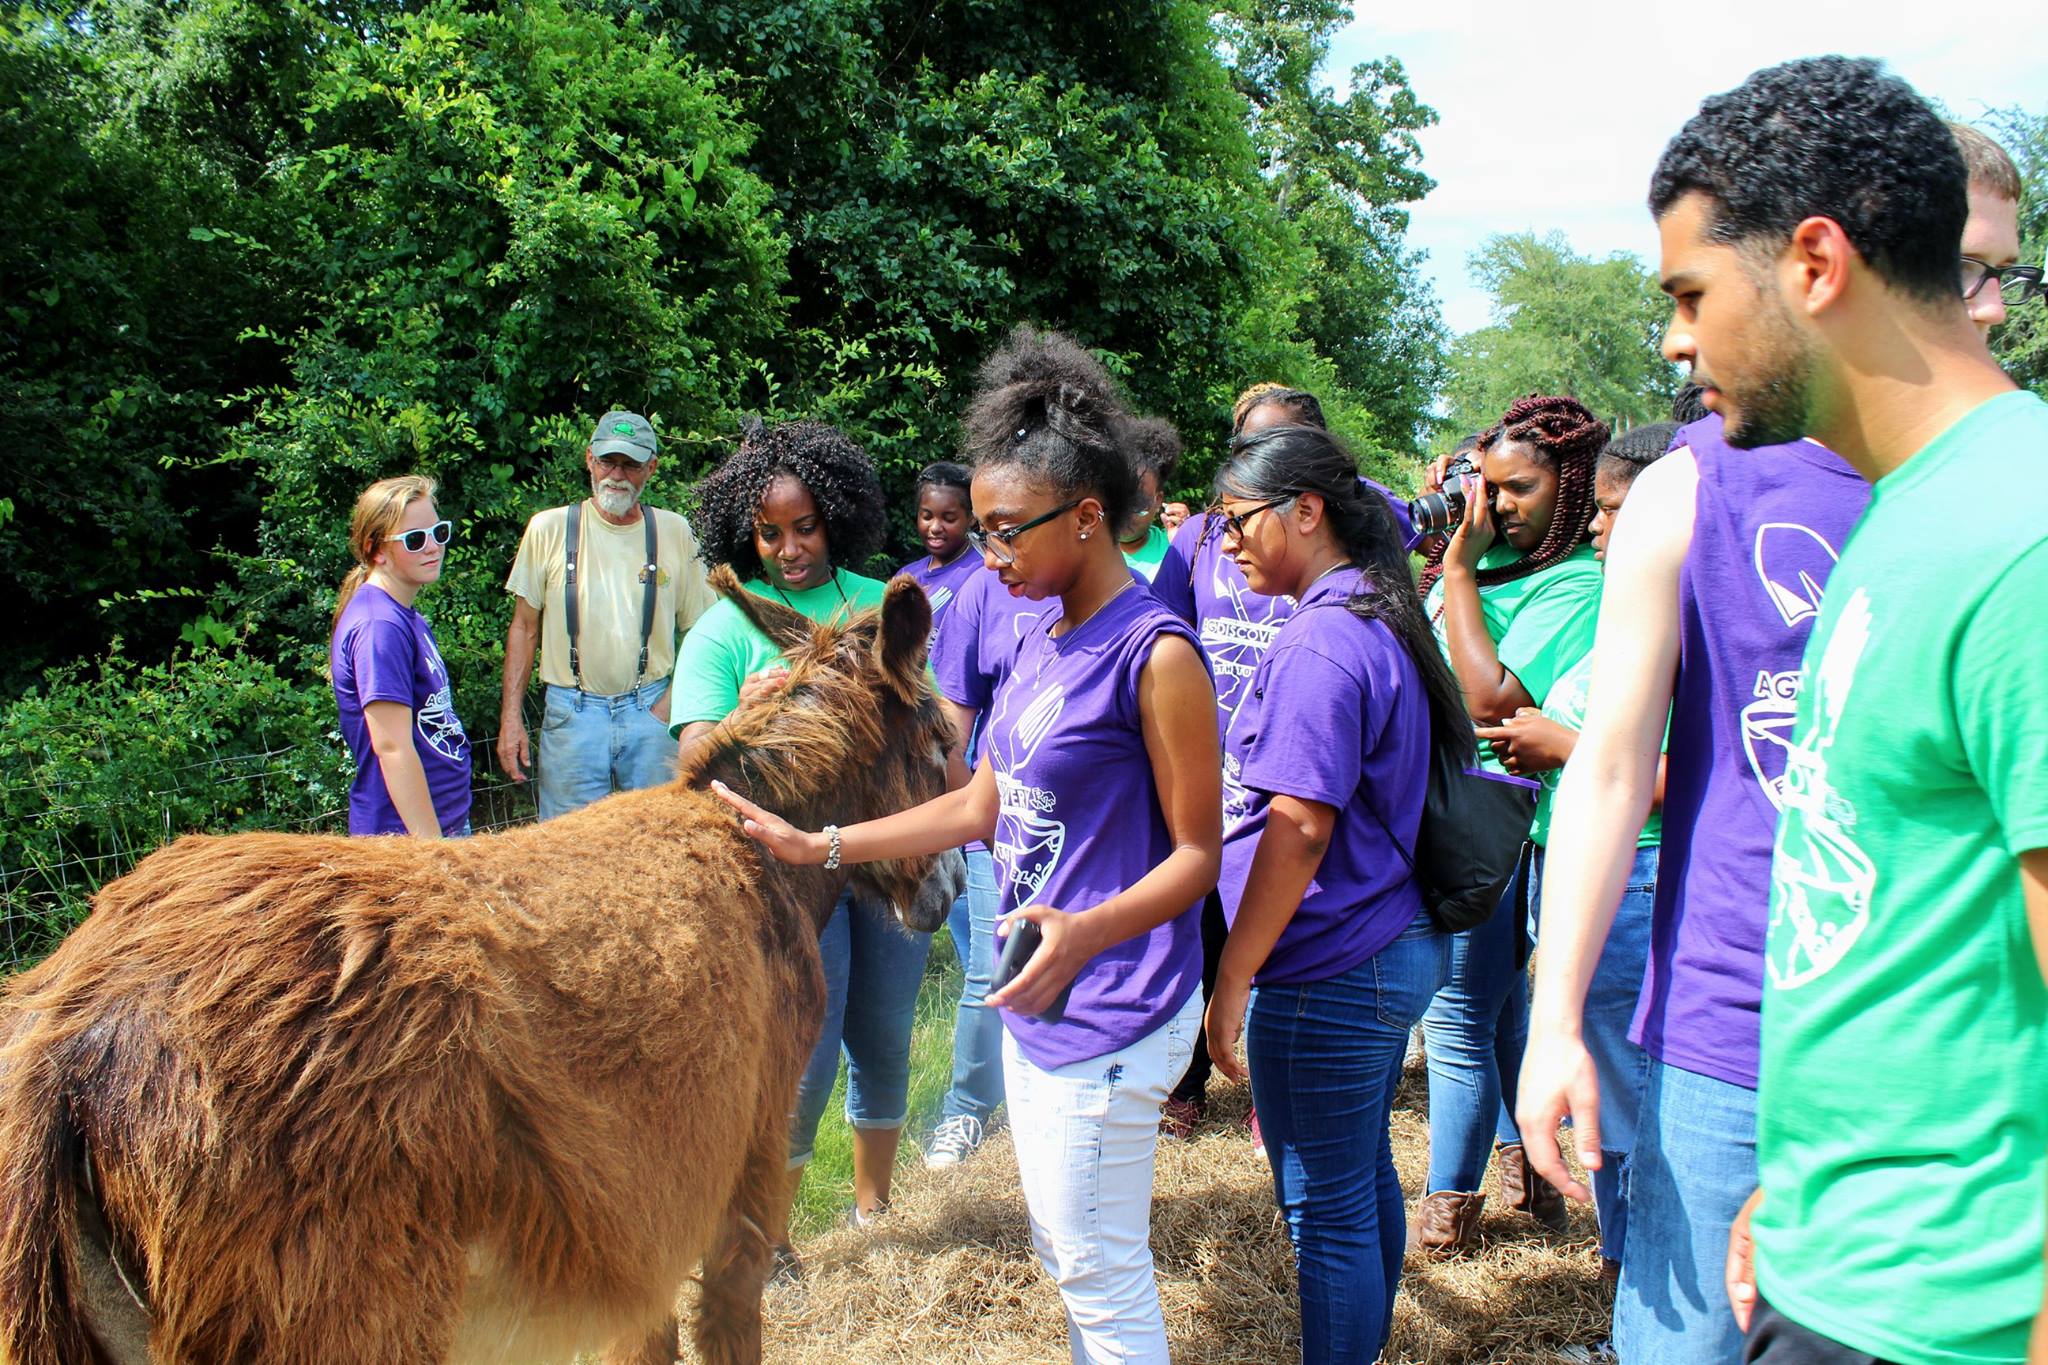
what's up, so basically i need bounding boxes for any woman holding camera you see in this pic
[1413,394,1607,1251]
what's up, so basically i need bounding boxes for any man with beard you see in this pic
[1518,61,2045,1365]
[500,410,714,819]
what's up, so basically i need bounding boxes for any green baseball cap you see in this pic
[590,410,657,462]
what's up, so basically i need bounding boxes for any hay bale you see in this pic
[686,1059,1619,1363]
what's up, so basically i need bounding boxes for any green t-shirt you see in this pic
[1426,541,1604,776]
[667,568,888,736]
[1529,645,1665,848]
[1121,523,1170,582]
[1754,391,2048,1365]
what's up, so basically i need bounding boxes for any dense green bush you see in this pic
[0,641,348,961]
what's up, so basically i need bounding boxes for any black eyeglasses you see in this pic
[967,498,1081,565]
[1212,495,1296,538]
[1961,256,2045,306]
[384,520,454,553]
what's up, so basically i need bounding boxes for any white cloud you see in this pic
[1328,1,2047,335]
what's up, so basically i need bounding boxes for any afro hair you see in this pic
[692,420,888,581]
[1120,414,1183,485]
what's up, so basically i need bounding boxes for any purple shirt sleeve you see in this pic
[348,617,422,709]
[1149,519,1202,625]
[1238,640,1372,810]
[931,569,990,709]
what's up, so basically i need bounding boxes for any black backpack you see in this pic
[1364,737,1537,934]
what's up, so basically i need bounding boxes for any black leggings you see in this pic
[1169,889,1230,1104]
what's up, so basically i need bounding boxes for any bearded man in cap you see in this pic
[500,410,714,818]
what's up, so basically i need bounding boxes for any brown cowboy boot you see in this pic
[1410,1189,1486,1254]
[1495,1140,1571,1232]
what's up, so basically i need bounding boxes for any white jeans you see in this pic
[1003,990,1202,1365]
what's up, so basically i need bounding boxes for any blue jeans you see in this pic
[1530,843,1657,1264]
[1422,859,1531,1191]
[1615,1057,1758,1365]
[536,678,675,820]
[788,889,934,1167]
[1248,912,1451,1363]
[939,847,1005,1125]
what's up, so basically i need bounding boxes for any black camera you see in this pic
[1408,453,1480,537]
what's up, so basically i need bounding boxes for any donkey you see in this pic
[0,567,960,1365]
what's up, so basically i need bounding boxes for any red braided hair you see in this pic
[1418,394,1607,597]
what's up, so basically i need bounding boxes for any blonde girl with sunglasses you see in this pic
[329,475,472,837]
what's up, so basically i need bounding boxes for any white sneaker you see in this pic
[924,1114,986,1170]
[1555,1341,1618,1364]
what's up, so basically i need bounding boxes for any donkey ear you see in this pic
[873,574,933,704]
[709,564,814,652]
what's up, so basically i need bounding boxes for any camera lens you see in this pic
[1407,487,1467,537]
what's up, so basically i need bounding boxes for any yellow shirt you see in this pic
[505,501,715,694]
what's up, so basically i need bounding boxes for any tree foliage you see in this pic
[1983,105,2046,398]
[1212,0,1446,452]
[0,0,1444,716]
[1441,231,1677,441]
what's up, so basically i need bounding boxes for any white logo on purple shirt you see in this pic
[1743,522,1844,811]
[991,682,1066,908]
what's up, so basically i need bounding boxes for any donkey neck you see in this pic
[692,737,873,938]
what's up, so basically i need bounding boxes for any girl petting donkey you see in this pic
[717,325,1221,1364]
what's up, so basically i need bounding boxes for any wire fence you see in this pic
[1,729,541,972]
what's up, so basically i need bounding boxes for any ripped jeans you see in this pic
[1003,989,1202,1365]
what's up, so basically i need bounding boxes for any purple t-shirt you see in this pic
[1218,568,1429,985]
[1360,476,1421,552]
[1153,514,1294,746]
[894,548,981,633]
[986,585,1209,1069]
[1633,415,1870,1089]
[1153,479,1413,744]
[330,583,472,836]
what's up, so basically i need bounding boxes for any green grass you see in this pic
[788,924,965,1238]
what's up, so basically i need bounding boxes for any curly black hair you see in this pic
[1669,382,1711,426]
[1597,421,1680,487]
[1649,56,1966,304]
[692,420,888,580]
[1120,414,1182,485]
[961,324,1136,530]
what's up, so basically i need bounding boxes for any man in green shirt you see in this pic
[1648,57,2048,1364]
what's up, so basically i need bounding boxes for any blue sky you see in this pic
[1327,4,2048,335]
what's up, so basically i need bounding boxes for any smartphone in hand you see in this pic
[990,918,1075,1024]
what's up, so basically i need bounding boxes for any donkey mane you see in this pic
[678,565,945,832]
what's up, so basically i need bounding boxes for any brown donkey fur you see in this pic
[0,568,959,1365]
